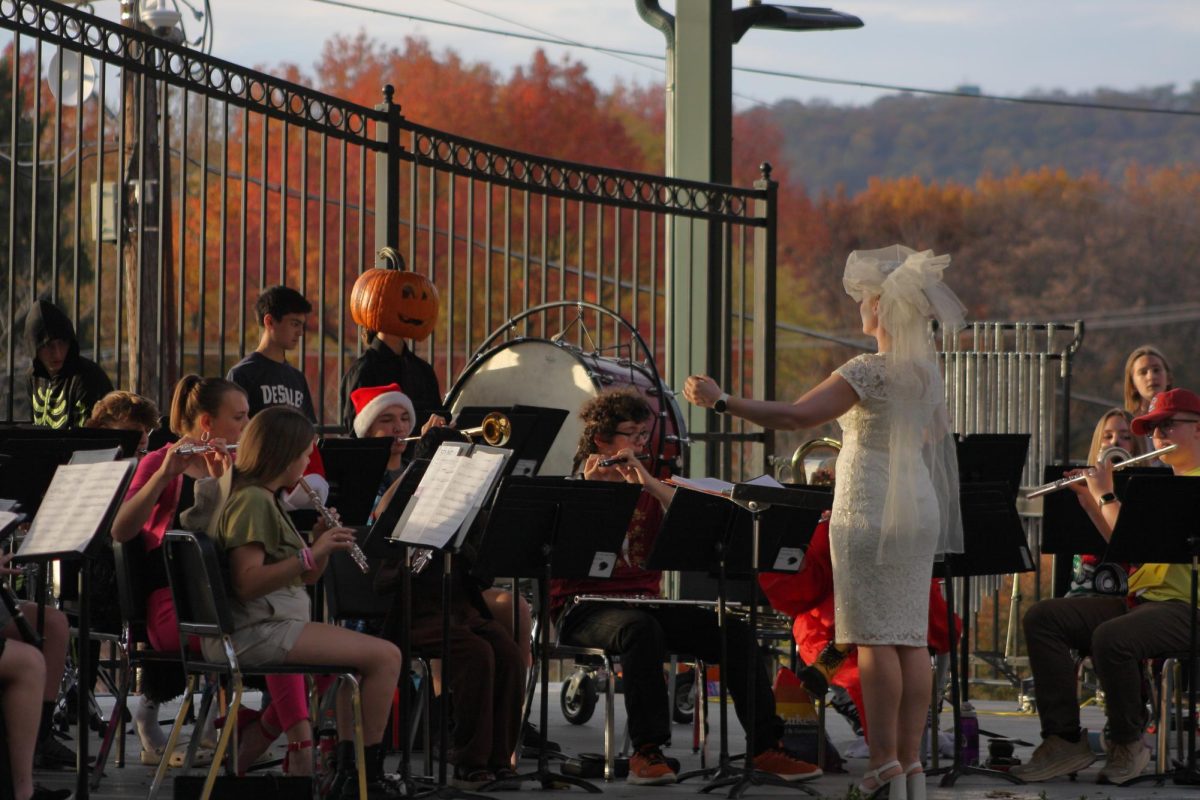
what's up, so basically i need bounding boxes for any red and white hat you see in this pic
[351,383,415,439]
[1131,388,1200,436]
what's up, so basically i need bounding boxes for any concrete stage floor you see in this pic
[31,688,1200,799]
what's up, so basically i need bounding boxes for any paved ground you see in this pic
[29,688,1200,799]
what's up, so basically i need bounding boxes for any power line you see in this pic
[304,0,1200,118]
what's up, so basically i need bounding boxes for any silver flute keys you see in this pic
[176,442,239,456]
[298,477,369,573]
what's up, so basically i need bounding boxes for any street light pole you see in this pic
[636,0,861,477]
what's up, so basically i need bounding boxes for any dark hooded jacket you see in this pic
[25,300,113,429]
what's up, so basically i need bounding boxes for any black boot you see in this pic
[338,743,400,799]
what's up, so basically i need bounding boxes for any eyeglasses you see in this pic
[1147,417,1200,436]
[613,428,651,443]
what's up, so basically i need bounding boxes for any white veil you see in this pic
[843,245,966,561]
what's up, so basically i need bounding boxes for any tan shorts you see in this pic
[202,585,310,667]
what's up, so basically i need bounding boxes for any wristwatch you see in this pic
[713,392,730,414]
[1098,492,1118,506]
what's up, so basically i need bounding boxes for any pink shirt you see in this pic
[123,444,182,553]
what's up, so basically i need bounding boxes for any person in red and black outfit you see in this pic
[551,389,821,786]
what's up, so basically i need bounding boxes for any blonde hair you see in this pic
[86,391,160,432]
[1087,408,1145,464]
[169,374,246,436]
[1123,345,1174,414]
[231,406,315,491]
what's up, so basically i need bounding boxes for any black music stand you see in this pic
[0,432,137,515]
[654,485,825,792]
[693,483,829,798]
[1041,465,1170,596]
[318,437,393,526]
[476,476,642,792]
[931,481,1032,788]
[364,458,433,794]
[13,458,135,800]
[454,405,568,477]
[373,442,511,800]
[1102,475,1200,786]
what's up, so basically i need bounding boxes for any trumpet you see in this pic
[400,411,512,447]
[176,442,238,456]
[1026,443,1177,498]
[298,477,369,573]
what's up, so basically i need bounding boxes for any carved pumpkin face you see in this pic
[350,267,440,341]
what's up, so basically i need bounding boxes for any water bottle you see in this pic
[960,702,980,766]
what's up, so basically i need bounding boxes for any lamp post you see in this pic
[636,1,861,476]
[119,0,179,396]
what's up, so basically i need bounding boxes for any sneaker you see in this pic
[487,767,525,790]
[34,735,80,770]
[450,765,497,790]
[30,786,73,800]
[627,746,677,786]
[752,748,823,782]
[1010,733,1097,782]
[139,744,166,766]
[1098,740,1150,785]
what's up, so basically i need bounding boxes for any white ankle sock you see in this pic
[135,697,168,750]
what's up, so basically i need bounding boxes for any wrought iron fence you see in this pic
[0,0,777,480]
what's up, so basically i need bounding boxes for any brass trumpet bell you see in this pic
[460,411,512,447]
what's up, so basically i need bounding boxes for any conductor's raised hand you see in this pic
[684,375,722,409]
[311,525,356,560]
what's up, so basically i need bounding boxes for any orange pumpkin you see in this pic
[350,265,440,341]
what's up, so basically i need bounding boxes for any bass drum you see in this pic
[447,338,685,477]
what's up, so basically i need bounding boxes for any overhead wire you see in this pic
[304,0,1200,118]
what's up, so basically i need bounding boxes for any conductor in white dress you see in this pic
[684,245,966,800]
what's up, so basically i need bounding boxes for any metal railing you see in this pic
[0,0,776,483]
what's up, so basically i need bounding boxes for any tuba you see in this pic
[772,437,842,486]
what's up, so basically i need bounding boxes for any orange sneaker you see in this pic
[753,748,823,782]
[627,745,677,786]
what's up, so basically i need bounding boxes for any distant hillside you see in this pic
[768,85,1200,194]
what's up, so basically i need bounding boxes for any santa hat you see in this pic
[352,383,416,439]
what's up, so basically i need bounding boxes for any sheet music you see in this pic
[18,461,133,557]
[69,447,120,465]
[667,475,736,495]
[391,443,509,550]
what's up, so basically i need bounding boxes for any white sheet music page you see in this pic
[392,443,508,550]
[18,460,133,557]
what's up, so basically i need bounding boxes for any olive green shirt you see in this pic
[216,485,307,588]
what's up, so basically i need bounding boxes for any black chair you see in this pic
[323,530,434,775]
[90,539,187,789]
[150,530,368,800]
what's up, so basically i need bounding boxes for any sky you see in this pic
[163,0,1200,110]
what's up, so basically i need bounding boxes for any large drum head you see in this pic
[448,340,598,475]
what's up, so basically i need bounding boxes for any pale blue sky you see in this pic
[190,1,1197,109]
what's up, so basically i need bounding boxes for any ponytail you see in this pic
[169,374,246,436]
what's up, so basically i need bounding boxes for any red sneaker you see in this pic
[753,748,823,782]
[627,746,677,786]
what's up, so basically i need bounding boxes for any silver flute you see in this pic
[298,477,369,573]
[176,442,239,456]
[1026,443,1177,498]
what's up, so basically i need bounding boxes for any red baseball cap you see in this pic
[1131,388,1200,435]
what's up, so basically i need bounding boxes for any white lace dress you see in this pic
[830,353,938,646]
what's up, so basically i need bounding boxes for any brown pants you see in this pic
[411,607,525,769]
[1023,595,1198,744]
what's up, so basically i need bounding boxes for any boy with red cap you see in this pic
[1014,388,1200,785]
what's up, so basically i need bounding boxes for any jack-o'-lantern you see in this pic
[350,253,440,341]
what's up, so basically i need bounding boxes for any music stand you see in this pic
[691,483,829,798]
[384,442,510,799]
[13,459,135,800]
[0,424,142,458]
[931,481,1033,788]
[0,433,137,515]
[454,405,568,477]
[364,458,433,794]
[318,437,392,526]
[651,485,825,794]
[476,476,642,792]
[1102,475,1200,786]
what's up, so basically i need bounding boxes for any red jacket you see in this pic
[758,519,960,739]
